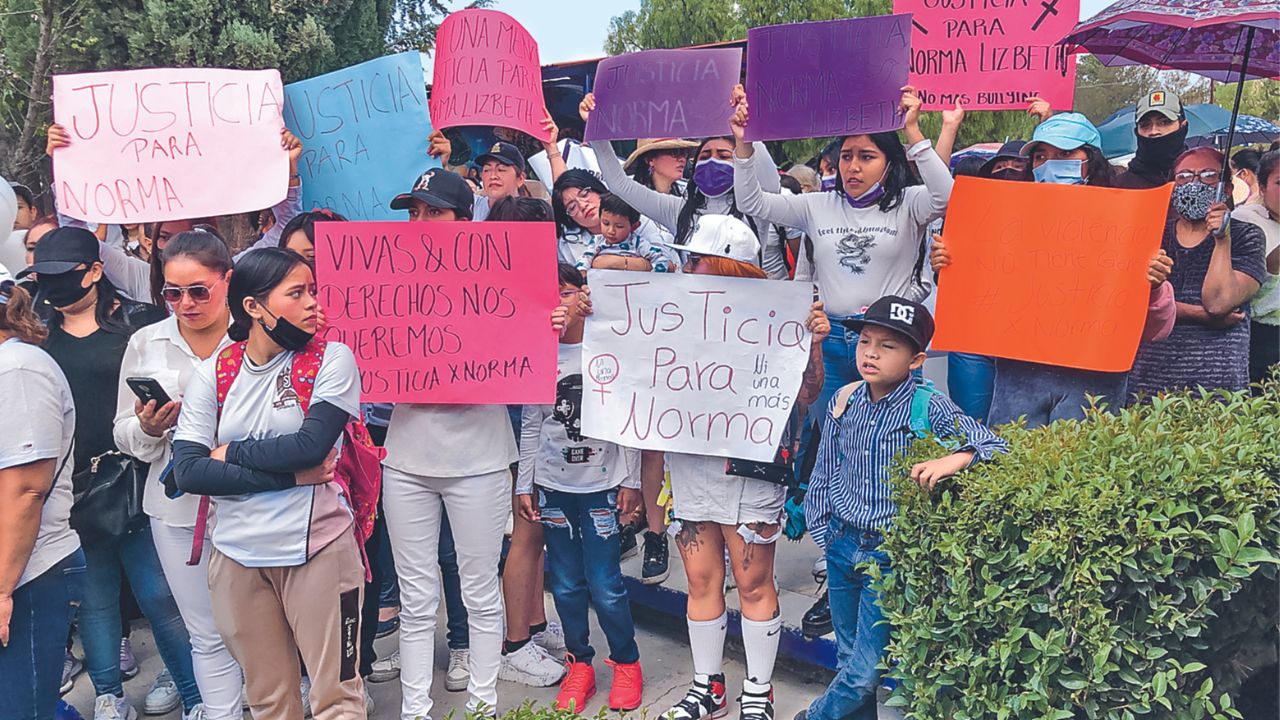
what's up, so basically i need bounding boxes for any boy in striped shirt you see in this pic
[798,296,1007,720]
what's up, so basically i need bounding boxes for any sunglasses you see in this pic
[683,253,705,270]
[1173,169,1221,186]
[161,282,218,303]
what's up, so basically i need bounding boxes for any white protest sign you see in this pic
[581,270,812,462]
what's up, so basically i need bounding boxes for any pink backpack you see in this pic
[189,339,384,580]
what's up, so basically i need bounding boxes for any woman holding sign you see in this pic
[656,215,829,720]
[730,85,950,427]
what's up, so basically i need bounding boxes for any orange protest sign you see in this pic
[932,177,1172,373]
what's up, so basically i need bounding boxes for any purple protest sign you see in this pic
[745,14,912,142]
[585,48,743,142]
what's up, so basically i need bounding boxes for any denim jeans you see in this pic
[946,353,996,423]
[439,508,470,650]
[80,525,200,708]
[988,359,1128,428]
[796,314,864,481]
[0,550,84,720]
[537,486,639,665]
[808,519,891,720]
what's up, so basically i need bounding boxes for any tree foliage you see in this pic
[1213,80,1280,128]
[1073,54,1211,124]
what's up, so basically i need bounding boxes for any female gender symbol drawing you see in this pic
[587,353,620,405]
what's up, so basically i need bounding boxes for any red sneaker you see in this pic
[606,659,644,711]
[555,657,597,713]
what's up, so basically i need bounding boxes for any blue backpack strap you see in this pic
[909,379,960,450]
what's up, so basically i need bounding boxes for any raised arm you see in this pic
[1201,209,1265,318]
[98,240,153,303]
[933,102,965,168]
[580,93,684,232]
[234,130,304,260]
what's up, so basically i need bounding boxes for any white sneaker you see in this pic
[531,621,567,655]
[94,694,138,720]
[144,669,181,715]
[364,687,375,714]
[368,650,401,683]
[498,642,565,687]
[300,676,313,718]
[61,650,83,695]
[445,648,470,692]
[182,704,206,720]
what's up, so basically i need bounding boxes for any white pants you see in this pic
[383,468,510,720]
[150,518,244,720]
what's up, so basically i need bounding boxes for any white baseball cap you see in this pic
[662,214,760,265]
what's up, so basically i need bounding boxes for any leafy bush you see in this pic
[877,381,1280,720]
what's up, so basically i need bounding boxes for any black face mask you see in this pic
[990,167,1026,182]
[39,269,93,309]
[258,306,315,352]
[1134,122,1189,173]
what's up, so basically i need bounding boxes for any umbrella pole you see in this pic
[1220,25,1255,198]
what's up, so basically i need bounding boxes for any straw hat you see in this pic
[623,138,700,172]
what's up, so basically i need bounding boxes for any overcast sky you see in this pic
[490,0,1118,64]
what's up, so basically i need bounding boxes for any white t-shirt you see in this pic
[113,316,228,528]
[0,338,80,588]
[516,343,639,495]
[383,403,518,478]
[174,342,361,567]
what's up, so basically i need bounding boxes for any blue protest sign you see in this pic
[283,52,436,221]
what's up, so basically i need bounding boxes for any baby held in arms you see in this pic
[577,193,675,274]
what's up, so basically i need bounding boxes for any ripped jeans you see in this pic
[537,486,640,665]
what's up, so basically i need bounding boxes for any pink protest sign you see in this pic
[895,0,1079,110]
[52,68,288,223]
[314,220,559,404]
[430,9,551,142]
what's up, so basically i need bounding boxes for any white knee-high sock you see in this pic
[741,615,783,685]
[687,613,728,676]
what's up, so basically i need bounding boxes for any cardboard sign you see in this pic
[744,14,911,142]
[931,178,1172,372]
[895,0,1078,110]
[52,68,287,223]
[581,270,812,461]
[584,48,743,142]
[430,9,550,142]
[283,52,435,221]
[314,220,559,403]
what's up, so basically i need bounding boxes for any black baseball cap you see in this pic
[17,226,99,278]
[475,142,527,174]
[979,140,1028,176]
[390,168,475,217]
[843,296,935,352]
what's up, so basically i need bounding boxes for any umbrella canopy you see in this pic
[1097,103,1232,157]
[1186,114,1280,148]
[1061,0,1280,82]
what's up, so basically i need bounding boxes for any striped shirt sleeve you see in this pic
[804,398,842,550]
[926,393,1008,465]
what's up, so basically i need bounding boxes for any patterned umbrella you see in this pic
[1061,0,1279,188]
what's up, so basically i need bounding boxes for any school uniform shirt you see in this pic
[383,403,518,478]
[804,379,1006,549]
[112,316,228,529]
[173,342,361,567]
[590,139,782,246]
[516,343,639,495]
[734,140,953,317]
[0,338,80,588]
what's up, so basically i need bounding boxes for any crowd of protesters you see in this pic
[0,62,1275,720]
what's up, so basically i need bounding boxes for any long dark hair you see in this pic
[48,270,131,335]
[277,209,349,253]
[151,230,233,306]
[551,169,609,237]
[227,248,309,342]
[1081,145,1114,187]
[834,132,917,213]
[488,196,553,222]
[148,222,225,306]
[674,136,757,246]
[630,151,685,196]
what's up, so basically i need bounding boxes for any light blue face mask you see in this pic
[1032,158,1085,185]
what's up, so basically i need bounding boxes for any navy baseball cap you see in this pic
[843,296,935,352]
[475,142,527,174]
[979,140,1028,176]
[17,226,99,278]
[391,168,475,217]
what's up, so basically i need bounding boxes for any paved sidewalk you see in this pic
[63,599,902,719]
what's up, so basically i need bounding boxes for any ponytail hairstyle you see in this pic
[227,247,309,342]
[151,229,234,306]
[277,209,349,257]
[148,222,225,306]
[835,132,916,213]
[551,169,609,237]
[674,136,757,246]
[0,281,47,345]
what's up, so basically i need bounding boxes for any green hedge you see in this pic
[878,381,1280,720]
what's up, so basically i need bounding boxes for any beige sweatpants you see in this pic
[208,531,366,720]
